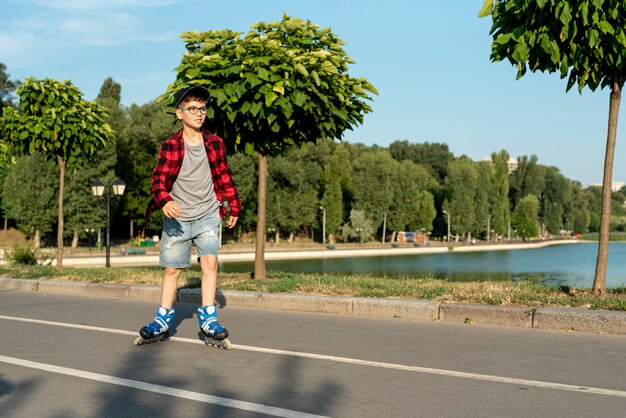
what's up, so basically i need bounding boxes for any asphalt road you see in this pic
[1,290,625,417]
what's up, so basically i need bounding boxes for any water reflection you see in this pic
[219,242,626,288]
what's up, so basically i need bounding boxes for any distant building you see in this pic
[481,157,519,174]
[590,181,624,192]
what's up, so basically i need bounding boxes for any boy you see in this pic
[136,85,240,347]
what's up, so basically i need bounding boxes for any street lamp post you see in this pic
[443,210,451,242]
[91,179,126,268]
[319,205,326,246]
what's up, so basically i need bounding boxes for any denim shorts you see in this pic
[159,210,221,268]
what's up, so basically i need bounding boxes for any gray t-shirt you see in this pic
[170,141,219,221]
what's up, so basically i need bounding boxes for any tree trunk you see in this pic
[593,80,622,295]
[130,220,134,240]
[71,230,79,248]
[254,153,267,279]
[33,230,41,249]
[56,156,65,268]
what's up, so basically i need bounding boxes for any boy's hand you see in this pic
[226,216,238,229]
[162,201,182,219]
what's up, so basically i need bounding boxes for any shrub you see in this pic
[7,244,38,265]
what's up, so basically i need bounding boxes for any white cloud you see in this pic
[31,0,179,12]
[0,1,179,68]
[59,12,142,46]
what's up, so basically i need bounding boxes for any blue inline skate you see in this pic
[197,305,232,350]
[134,306,175,346]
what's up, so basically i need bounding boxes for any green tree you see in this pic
[510,155,545,210]
[1,154,58,247]
[63,78,122,248]
[443,157,478,241]
[512,194,540,240]
[490,150,511,237]
[163,15,376,278]
[226,153,258,236]
[347,209,373,243]
[351,148,396,234]
[0,78,114,267]
[0,63,21,224]
[267,149,317,242]
[480,0,626,293]
[568,183,590,234]
[541,166,570,235]
[389,140,453,182]
[388,160,436,237]
[474,161,492,239]
[320,142,352,242]
[0,63,20,110]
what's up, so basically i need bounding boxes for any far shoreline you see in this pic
[220,239,587,262]
[45,238,589,267]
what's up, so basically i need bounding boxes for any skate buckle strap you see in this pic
[154,316,169,331]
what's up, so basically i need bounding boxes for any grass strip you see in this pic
[1,266,625,311]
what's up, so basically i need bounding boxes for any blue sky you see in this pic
[1,0,623,185]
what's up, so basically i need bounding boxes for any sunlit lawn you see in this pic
[1,265,625,311]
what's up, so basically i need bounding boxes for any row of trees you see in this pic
[3,6,626,293]
[2,66,622,249]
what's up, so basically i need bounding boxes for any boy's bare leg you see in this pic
[199,255,218,306]
[160,267,182,309]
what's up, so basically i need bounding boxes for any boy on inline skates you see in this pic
[136,85,240,349]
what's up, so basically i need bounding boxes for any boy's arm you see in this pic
[220,165,241,218]
[215,151,241,217]
[208,133,241,217]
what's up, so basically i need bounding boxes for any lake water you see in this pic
[219,242,626,289]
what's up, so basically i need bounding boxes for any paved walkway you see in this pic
[1,276,625,336]
[30,238,584,267]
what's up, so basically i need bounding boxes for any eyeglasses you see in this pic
[178,106,208,115]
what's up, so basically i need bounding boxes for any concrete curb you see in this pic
[2,278,626,335]
[439,303,534,328]
[534,306,626,335]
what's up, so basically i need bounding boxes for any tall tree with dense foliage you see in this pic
[64,78,122,248]
[512,194,540,240]
[0,78,114,267]
[443,157,478,241]
[0,63,20,110]
[225,153,257,235]
[490,150,511,237]
[510,155,545,210]
[541,166,571,235]
[480,0,626,294]
[1,154,58,247]
[388,160,436,239]
[351,148,396,236]
[320,142,352,242]
[568,183,590,234]
[267,149,317,242]
[0,63,21,225]
[389,140,453,182]
[474,161,492,238]
[163,14,376,278]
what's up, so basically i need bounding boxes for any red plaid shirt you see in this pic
[144,129,241,221]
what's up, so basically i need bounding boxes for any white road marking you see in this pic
[0,354,327,418]
[2,314,626,399]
